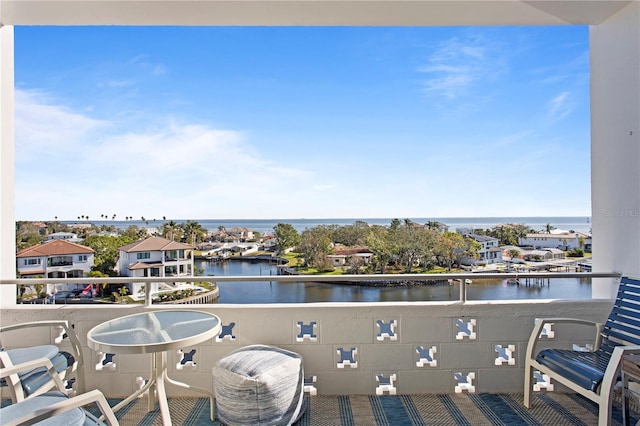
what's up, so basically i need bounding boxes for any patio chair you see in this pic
[0,320,84,402]
[0,357,119,426]
[524,276,640,425]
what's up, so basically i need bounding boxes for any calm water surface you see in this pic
[197,260,592,304]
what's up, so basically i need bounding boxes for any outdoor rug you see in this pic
[91,392,639,425]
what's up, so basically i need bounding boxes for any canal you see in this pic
[196,260,593,304]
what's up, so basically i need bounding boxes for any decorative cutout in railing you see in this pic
[64,377,76,397]
[416,345,438,367]
[376,373,397,395]
[572,343,594,352]
[176,348,197,370]
[136,376,156,398]
[454,372,476,393]
[95,352,116,371]
[304,375,317,395]
[216,322,236,342]
[533,371,554,391]
[537,320,555,339]
[296,321,318,342]
[495,344,516,366]
[376,320,397,341]
[54,325,67,344]
[337,347,358,368]
[455,318,477,340]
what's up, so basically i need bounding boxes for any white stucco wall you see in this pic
[590,1,640,297]
[0,25,16,304]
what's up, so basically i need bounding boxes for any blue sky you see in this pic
[15,26,591,221]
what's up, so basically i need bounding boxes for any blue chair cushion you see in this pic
[535,348,612,392]
[0,391,85,426]
[1,345,74,395]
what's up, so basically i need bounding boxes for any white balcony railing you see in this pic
[0,272,620,398]
[0,271,621,306]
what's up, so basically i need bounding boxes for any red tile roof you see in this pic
[16,239,95,258]
[119,236,192,252]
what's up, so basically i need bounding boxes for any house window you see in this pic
[78,255,88,262]
[24,258,41,265]
[137,252,151,259]
[179,265,184,274]
[150,268,160,277]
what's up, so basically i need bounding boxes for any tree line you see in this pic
[16,218,539,277]
[272,219,532,273]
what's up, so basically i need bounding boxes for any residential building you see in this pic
[518,232,591,251]
[227,227,255,241]
[466,234,502,264]
[328,248,374,267]
[46,232,82,242]
[16,239,94,279]
[116,236,193,295]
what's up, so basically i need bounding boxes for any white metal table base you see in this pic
[105,352,214,426]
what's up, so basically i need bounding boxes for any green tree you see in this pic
[508,248,521,261]
[273,223,301,254]
[161,220,182,241]
[391,224,437,273]
[366,226,393,274]
[331,223,370,247]
[436,232,479,271]
[83,234,136,275]
[299,226,332,268]
[15,221,43,250]
[182,220,206,246]
[122,225,147,240]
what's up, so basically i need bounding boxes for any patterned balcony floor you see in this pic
[101,392,639,426]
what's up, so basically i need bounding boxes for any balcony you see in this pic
[0,0,638,424]
[1,272,634,425]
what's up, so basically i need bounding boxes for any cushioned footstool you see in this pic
[212,345,305,426]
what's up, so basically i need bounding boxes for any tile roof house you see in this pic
[16,239,95,279]
[116,236,194,296]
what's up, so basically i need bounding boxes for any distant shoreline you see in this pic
[55,216,593,234]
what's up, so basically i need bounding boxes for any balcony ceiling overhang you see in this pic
[0,0,633,26]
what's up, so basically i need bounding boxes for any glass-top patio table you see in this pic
[87,310,221,426]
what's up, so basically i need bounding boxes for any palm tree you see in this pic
[184,220,206,246]
[162,220,180,241]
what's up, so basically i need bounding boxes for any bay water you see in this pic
[196,259,592,304]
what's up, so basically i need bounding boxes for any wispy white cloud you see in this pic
[418,33,507,99]
[15,89,107,158]
[14,89,313,220]
[547,91,574,121]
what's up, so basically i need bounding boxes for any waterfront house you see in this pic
[16,239,95,295]
[16,239,94,279]
[116,236,193,295]
[519,231,591,251]
[227,227,255,241]
[327,248,374,268]
[466,234,502,265]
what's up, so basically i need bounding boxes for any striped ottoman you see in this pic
[212,345,305,426]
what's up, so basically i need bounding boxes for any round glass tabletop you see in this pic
[87,310,221,354]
